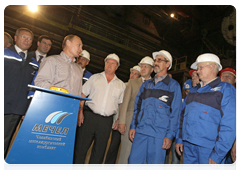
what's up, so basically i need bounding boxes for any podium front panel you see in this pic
[6,90,81,164]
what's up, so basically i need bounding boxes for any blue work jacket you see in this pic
[176,77,236,163]
[130,74,182,141]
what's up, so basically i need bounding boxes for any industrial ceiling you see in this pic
[4,5,236,82]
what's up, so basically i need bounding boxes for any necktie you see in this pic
[19,52,25,62]
[38,55,44,65]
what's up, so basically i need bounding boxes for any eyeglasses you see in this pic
[21,35,32,41]
[154,58,168,63]
[197,64,210,71]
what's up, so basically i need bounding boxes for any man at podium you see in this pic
[34,34,83,96]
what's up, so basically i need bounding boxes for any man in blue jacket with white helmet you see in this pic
[76,50,92,85]
[128,50,182,164]
[175,53,236,164]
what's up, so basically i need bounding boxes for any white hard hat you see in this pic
[191,53,222,71]
[138,56,154,67]
[130,65,141,73]
[104,53,120,66]
[152,50,173,70]
[80,50,90,61]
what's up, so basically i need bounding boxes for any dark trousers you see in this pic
[73,108,113,164]
[105,129,121,164]
[4,114,22,159]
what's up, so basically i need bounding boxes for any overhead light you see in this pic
[28,5,38,12]
[170,13,175,18]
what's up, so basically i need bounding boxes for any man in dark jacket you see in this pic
[4,27,39,159]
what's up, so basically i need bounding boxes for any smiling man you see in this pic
[175,53,236,164]
[34,34,83,96]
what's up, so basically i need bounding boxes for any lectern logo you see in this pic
[45,111,72,125]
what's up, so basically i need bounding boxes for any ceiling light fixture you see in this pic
[170,13,175,18]
[28,5,38,12]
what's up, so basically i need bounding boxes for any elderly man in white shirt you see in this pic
[73,53,125,164]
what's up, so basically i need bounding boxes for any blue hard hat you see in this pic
[183,79,192,90]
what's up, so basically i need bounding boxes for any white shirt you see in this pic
[14,45,27,59]
[82,71,126,116]
[35,50,47,63]
[142,76,152,82]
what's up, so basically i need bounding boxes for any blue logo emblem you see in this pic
[45,111,72,125]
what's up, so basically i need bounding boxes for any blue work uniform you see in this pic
[82,69,92,85]
[129,74,182,164]
[176,77,236,164]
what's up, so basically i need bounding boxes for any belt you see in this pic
[84,106,113,118]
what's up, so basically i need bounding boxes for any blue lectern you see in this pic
[6,85,91,164]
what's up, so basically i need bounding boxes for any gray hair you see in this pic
[15,27,34,38]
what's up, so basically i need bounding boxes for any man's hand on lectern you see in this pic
[77,110,84,127]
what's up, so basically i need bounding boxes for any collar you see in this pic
[100,71,118,82]
[60,51,76,63]
[199,77,221,88]
[36,50,47,58]
[162,74,170,85]
[151,74,170,85]
[15,45,28,59]
[142,76,151,82]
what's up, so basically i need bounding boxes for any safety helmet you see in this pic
[183,79,192,90]
[104,53,120,66]
[80,50,90,61]
[219,67,236,78]
[152,50,173,70]
[191,53,222,71]
[138,56,154,67]
[130,65,141,73]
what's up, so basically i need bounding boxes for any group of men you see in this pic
[4,27,236,164]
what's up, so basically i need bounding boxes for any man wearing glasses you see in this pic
[128,50,182,164]
[175,53,236,164]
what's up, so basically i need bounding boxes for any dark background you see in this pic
[4,5,236,84]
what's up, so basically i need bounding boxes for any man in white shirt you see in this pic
[73,53,125,164]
